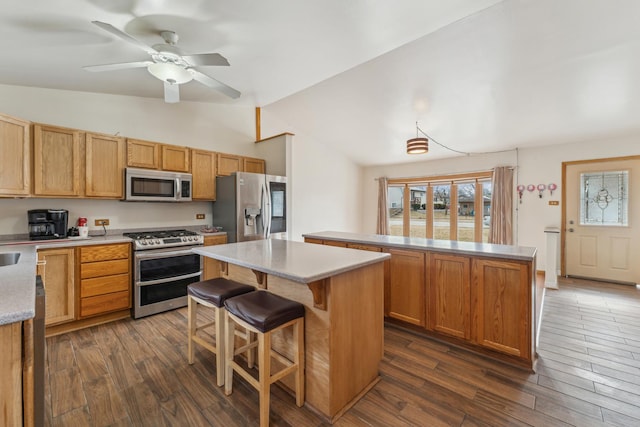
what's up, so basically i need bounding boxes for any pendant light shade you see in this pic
[406,137,429,154]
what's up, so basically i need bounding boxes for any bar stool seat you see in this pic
[224,291,305,427]
[187,278,255,386]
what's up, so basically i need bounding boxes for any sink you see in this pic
[0,252,20,266]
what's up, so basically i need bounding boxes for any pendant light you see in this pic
[406,122,429,154]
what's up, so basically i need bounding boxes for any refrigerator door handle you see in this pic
[264,179,272,238]
[261,181,269,238]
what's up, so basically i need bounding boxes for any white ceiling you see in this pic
[2,0,640,165]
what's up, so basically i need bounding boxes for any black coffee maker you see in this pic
[28,209,68,240]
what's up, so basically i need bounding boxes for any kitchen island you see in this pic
[193,239,390,423]
[304,231,540,370]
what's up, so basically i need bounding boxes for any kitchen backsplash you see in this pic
[0,198,213,238]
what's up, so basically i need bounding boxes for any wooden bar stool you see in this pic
[187,278,255,386]
[224,291,305,427]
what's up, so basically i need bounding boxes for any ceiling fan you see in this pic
[83,21,240,103]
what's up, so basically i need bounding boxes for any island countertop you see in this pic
[303,231,536,261]
[193,239,390,284]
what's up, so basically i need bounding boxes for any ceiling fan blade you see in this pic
[164,82,180,103]
[92,21,156,54]
[83,61,152,72]
[182,53,229,67]
[191,69,240,99]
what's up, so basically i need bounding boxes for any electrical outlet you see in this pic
[548,201,559,206]
[196,214,205,219]
[95,218,110,226]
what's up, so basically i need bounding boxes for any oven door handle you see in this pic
[136,271,202,287]
[135,249,198,260]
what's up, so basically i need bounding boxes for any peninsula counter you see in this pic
[304,231,541,370]
[193,239,390,423]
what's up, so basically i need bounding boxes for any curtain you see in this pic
[489,166,513,245]
[376,177,390,235]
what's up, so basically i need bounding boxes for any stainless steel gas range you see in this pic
[124,229,204,319]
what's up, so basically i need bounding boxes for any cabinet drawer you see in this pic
[80,290,130,318]
[81,259,129,279]
[81,273,130,298]
[80,244,129,262]
[204,235,227,246]
[347,243,382,252]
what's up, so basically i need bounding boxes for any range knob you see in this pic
[140,241,147,246]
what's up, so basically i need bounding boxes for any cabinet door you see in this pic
[243,157,265,174]
[33,124,81,196]
[127,138,159,169]
[85,133,125,198]
[38,248,75,326]
[202,235,228,279]
[161,144,190,172]
[388,249,425,326]
[0,113,31,196]
[428,253,471,339]
[472,258,530,358]
[191,149,217,200]
[217,153,243,176]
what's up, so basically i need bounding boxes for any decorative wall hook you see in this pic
[517,184,525,204]
[548,183,557,196]
[527,184,535,193]
[537,183,546,198]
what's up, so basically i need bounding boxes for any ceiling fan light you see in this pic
[406,137,429,154]
[148,62,193,84]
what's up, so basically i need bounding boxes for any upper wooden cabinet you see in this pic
[217,153,242,176]
[126,138,191,172]
[126,138,160,169]
[191,149,217,200]
[0,113,31,196]
[162,144,190,172]
[85,132,125,198]
[33,124,81,197]
[428,253,471,339]
[217,153,267,176]
[243,157,266,174]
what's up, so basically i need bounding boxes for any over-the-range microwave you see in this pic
[125,167,192,202]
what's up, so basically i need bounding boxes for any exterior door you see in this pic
[564,157,640,284]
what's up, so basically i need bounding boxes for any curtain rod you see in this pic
[373,166,516,181]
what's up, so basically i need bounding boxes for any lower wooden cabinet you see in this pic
[388,249,426,327]
[472,258,530,358]
[428,253,470,339]
[202,234,228,279]
[38,248,76,326]
[79,243,131,318]
[304,236,536,367]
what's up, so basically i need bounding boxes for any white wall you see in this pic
[261,109,362,241]
[363,136,639,271]
[0,84,257,236]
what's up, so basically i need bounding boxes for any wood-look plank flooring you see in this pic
[45,277,640,426]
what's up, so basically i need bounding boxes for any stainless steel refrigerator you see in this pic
[212,172,287,242]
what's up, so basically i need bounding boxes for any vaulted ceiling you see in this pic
[3,0,639,165]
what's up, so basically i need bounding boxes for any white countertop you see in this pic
[0,245,38,325]
[303,231,537,261]
[0,235,132,325]
[193,239,390,284]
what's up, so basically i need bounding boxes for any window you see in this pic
[387,172,492,242]
[580,170,628,226]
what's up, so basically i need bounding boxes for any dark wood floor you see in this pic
[44,277,640,426]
